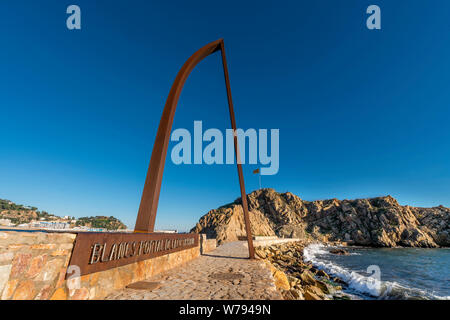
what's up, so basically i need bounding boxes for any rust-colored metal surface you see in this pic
[67,232,198,277]
[219,41,255,259]
[134,39,255,259]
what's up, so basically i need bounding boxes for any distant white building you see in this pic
[72,226,88,231]
[0,219,14,226]
[88,228,106,232]
[155,229,177,233]
[31,221,70,230]
[72,226,106,232]
[121,229,134,233]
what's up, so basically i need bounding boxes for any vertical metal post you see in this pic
[219,42,255,259]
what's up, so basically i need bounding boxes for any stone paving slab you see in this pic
[105,241,282,300]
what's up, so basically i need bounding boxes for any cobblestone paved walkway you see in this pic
[105,241,282,300]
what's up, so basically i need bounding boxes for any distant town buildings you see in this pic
[0,219,176,233]
[0,219,117,232]
[0,199,127,232]
[72,226,107,232]
[31,221,71,230]
[155,229,178,233]
[0,219,14,227]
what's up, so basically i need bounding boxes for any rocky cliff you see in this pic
[191,189,450,248]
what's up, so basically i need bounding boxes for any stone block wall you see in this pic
[65,245,199,300]
[199,234,216,254]
[0,230,200,300]
[0,231,76,300]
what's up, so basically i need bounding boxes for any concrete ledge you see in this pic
[199,234,216,254]
[253,236,278,241]
[238,235,280,241]
[253,238,301,247]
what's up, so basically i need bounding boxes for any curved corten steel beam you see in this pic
[134,39,255,259]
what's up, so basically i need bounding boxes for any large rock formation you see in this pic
[191,189,450,248]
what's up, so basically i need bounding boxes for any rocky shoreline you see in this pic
[255,241,353,300]
[192,189,450,248]
[191,188,449,300]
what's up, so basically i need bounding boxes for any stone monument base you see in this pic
[0,230,200,300]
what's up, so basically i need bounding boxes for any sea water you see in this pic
[303,244,450,300]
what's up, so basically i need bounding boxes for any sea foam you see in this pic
[303,244,449,300]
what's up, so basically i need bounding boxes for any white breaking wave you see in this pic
[303,244,450,300]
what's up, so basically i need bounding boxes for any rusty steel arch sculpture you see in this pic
[134,39,255,259]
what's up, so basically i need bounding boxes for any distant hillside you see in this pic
[75,216,127,230]
[0,199,57,224]
[191,189,450,248]
[0,198,127,230]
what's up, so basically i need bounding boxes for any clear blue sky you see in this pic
[1,1,449,231]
